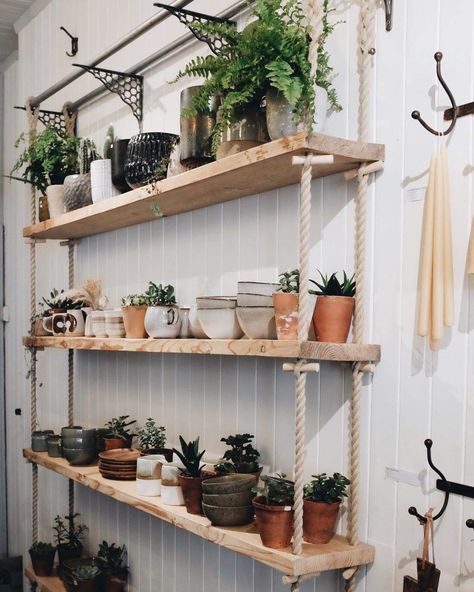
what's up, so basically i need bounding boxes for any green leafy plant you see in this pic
[42,288,85,311]
[175,0,341,152]
[121,293,148,307]
[277,269,300,293]
[173,436,206,478]
[29,542,55,556]
[218,433,260,473]
[136,418,166,453]
[253,474,294,506]
[104,416,136,440]
[98,541,128,575]
[309,271,355,297]
[145,282,176,306]
[9,125,79,194]
[52,513,88,549]
[73,565,101,581]
[303,472,350,504]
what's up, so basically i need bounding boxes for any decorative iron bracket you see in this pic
[14,106,75,136]
[73,64,143,128]
[154,3,235,55]
[60,26,78,57]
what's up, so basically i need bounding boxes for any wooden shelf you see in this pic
[24,450,374,577]
[23,336,381,362]
[25,565,65,592]
[23,133,384,240]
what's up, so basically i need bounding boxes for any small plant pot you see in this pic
[30,550,56,577]
[121,306,147,338]
[104,571,128,592]
[145,305,181,338]
[253,496,294,549]
[303,499,340,544]
[46,185,65,218]
[272,293,299,340]
[312,295,354,343]
[104,437,128,451]
[178,475,207,515]
[57,543,83,564]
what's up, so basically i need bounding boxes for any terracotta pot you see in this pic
[178,474,207,515]
[30,551,55,576]
[104,572,128,592]
[303,499,340,544]
[253,496,294,549]
[104,437,128,451]
[121,306,147,338]
[312,296,354,343]
[57,543,82,564]
[34,318,50,336]
[272,293,299,340]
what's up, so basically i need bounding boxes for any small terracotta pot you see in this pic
[122,305,147,338]
[253,496,294,549]
[104,572,128,592]
[30,551,55,576]
[104,437,127,451]
[312,296,354,343]
[57,543,82,564]
[178,474,207,515]
[273,293,299,340]
[303,499,340,544]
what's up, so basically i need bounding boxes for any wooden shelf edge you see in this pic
[22,336,381,362]
[24,449,375,576]
[25,565,66,592]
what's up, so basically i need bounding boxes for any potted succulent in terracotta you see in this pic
[216,433,262,479]
[72,565,102,592]
[252,475,294,549]
[121,293,148,338]
[303,472,350,544]
[310,271,356,343]
[144,282,181,338]
[53,513,88,564]
[273,269,299,340]
[173,436,207,515]
[97,541,128,592]
[103,416,136,450]
[29,542,56,576]
[136,418,172,460]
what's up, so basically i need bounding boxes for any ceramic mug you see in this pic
[144,306,181,338]
[104,309,126,338]
[90,311,106,338]
[136,455,164,497]
[82,307,94,337]
[43,311,84,336]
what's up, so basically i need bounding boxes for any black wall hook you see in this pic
[383,0,393,31]
[60,26,78,57]
[411,52,457,136]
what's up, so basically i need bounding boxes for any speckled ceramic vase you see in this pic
[64,173,93,211]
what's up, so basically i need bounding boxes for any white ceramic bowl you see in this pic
[189,306,207,338]
[160,484,185,506]
[236,307,277,339]
[197,308,244,339]
[237,282,279,296]
[237,293,274,307]
[196,296,237,309]
[137,478,161,497]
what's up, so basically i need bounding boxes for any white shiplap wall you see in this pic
[2,1,474,590]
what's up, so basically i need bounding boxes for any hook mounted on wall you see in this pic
[383,0,393,31]
[60,27,78,57]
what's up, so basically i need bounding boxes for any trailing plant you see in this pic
[175,0,341,152]
[98,541,128,575]
[104,415,136,440]
[304,472,350,504]
[253,474,294,506]
[136,418,166,453]
[52,513,88,549]
[42,288,85,311]
[173,436,206,478]
[218,433,260,473]
[145,282,176,306]
[121,293,148,307]
[29,542,55,556]
[309,271,355,297]
[73,565,101,581]
[277,269,300,294]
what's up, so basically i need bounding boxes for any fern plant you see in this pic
[309,271,355,297]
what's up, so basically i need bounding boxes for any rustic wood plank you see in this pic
[24,450,375,576]
[25,565,66,592]
[23,133,385,240]
[22,336,381,362]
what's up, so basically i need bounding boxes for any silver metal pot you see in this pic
[216,106,268,160]
[180,86,217,167]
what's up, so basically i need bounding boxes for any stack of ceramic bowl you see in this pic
[98,449,140,480]
[196,297,243,339]
[104,309,126,337]
[236,281,279,339]
[202,474,256,526]
[61,427,97,466]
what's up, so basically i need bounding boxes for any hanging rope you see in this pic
[62,102,77,138]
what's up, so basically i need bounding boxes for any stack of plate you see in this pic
[98,449,140,480]
[236,281,279,339]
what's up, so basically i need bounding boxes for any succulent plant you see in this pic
[309,271,355,297]
[73,565,101,581]
[303,472,350,504]
[121,293,148,307]
[136,418,166,453]
[253,475,294,506]
[104,416,136,440]
[29,542,55,556]
[42,288,85,311]
[173,436,205,478]
[277,269,300,294]
[98,541,127,574]
[145,282,176,306]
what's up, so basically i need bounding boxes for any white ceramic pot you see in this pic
[197,308,244,339]
[237,282,279,297]
[82,307,94,337]
[137,478,162,497]
[236,306,277,339]
[145,305,181,338]
[188,306,207,338]
[160,484,185,506]
[104,309,125,338]
[90,310,106,338]
[136,455,163,497]
[46,185,65,218]
[91,159,121,203]
[43,310,85,336]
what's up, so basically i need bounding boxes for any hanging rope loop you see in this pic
[62,102,77,137]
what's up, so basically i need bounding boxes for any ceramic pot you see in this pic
[202,474,257,495]
[43,310,85,336]
[180,85,216,167]
[64,173,92,211]
[197,308,243,339]
[61,426,96,440]
[111,139,131,192]
[63,448,97,465]
[188,306,207,338]
[137,455,163,497]
[160,484,185,506]
[104,572,127,592]
[57,543,83,564]
[253,496,294,549]
[46,185,65,218]
[265,85,329,141]
[202,490,253,507]
[104,437,128,451]
[303,499,340,544]
[236,306,277,339]
[31,430,54,452]
[202,502,254,526]
[121,306,147,338]
[34,318,50,336]
[30,549,55,577]
[145,305,181,338]
[216,106,268,160]
[312,295,354,343]
[178,475,207,515]
[104,310,125,338]
[46,435,62,458]
[38,196,50,222]
[90,311,106,337]
[91,159,120,203]
[125,132,179,188]
[272,293,299,340]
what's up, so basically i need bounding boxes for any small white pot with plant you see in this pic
[144,282,181,338]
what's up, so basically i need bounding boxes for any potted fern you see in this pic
[121,292,148,338]
[98,541,128,592]
[72,565,102,592]
[310,271,355,342]
[29,542,56,576]
[144,282,181,338]
[303,472,350,543]
[273,269,299,340]
[103,415,136,450]
[136,418,172,460]
[53,513,88,564]
[173,436,207,515]
[252,475,294,548]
